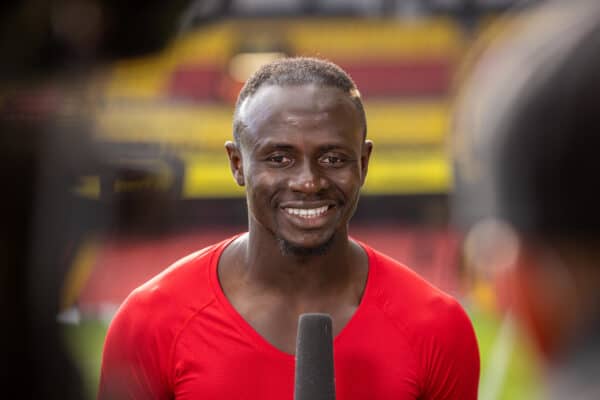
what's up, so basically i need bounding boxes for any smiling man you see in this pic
[98,57,479,399]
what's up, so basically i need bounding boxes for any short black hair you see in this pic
[232,57,366,143]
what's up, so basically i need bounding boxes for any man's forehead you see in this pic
[240,84,356,119]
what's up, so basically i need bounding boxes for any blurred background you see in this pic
[1,0,546,399]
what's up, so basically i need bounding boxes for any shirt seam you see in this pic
[167,297,217,392]
[370,250,426,397]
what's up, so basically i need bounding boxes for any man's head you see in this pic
[226,57,372,256]
[232,57,367,145]
[454,0,600,360]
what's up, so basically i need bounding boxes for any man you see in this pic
[453,1,600,398]
[99,57,479,399]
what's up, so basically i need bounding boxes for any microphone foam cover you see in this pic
[294,313,335,400]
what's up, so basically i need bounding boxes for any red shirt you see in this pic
[98,235,479,399]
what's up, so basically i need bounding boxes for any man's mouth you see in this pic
[283,205,330,219]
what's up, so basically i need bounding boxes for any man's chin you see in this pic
[277,233,335,257]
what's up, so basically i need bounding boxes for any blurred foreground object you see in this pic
[453,0,600,398]
[0,0,230,397]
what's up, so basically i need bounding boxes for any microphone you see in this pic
[294,313,336,400]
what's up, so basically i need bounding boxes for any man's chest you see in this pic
[170,321,422,400]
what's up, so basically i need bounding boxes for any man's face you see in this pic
[227,83,372,253]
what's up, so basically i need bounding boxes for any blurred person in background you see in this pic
[453,0,600,398]
[98,57,480,400]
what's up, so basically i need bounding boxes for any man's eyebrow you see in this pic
[319,144,349,152]
[253,142,296,152]
[252,142,354,153]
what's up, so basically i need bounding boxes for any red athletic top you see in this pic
[98,235,479,399]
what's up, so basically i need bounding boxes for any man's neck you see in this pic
[238,227,357,297]
[216,226,368,354]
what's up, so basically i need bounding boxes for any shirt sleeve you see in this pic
[421,298,481,400]
[97,292,172,400]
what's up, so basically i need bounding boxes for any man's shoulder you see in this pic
[365,243,448,303]
[114,236,235,324]
[365,244,472,334]
[100,236,241,376]
[359,244,480,395]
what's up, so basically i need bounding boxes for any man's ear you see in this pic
[225,141,245,186]
[360,139,373,185]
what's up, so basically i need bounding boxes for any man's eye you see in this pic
[321,155,345,165]
[266,155,290,165]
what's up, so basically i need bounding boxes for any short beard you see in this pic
[277,234,335,257]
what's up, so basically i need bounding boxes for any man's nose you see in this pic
[289,159,328,193]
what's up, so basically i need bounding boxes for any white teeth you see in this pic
[284,206,329,218]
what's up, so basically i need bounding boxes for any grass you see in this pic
[63,307,541,400]
[469,307,542,400]
[63,319,108,400]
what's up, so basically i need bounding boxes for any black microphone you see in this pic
[294,313,336,400]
